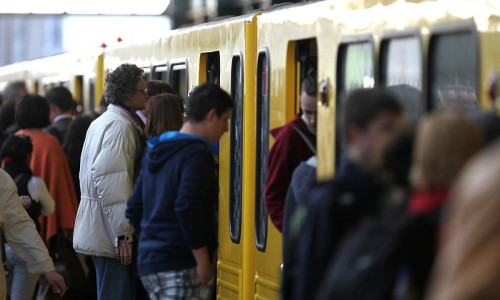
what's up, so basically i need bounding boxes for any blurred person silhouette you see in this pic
[73,64,147,300]
[44,86,75,144]
[15,94,78,243]
[1,134,55,299]
[426,141,500,300]
[290,88,403,300]
[407,112,482,217]
[144,93,184,139]
[0,168,66,300]
[62,115,93,202]
[0,81,28,148]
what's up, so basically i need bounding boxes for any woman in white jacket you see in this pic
[0,134,56,299]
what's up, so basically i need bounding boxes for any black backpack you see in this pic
[315,209,438,300]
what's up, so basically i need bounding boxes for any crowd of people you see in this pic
[1,62,500,300]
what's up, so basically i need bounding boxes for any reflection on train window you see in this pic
[169,62,188,101]
[152,65,168,82]
[381,36,423,120]
[206,51,220,85]
[229,53,243,244]
[255,48,270,252]
[142,67,151,81]
[337,41,374,95]
[428,31,478,111]
[335,40,374,169]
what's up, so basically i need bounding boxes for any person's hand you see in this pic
[19,195,31,209]
[44,270,66,296]
[116,239,133,265]
[196,260,215,285]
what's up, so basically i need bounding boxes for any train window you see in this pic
[142,67,151,81]
[229,53,243,244]
[380,35,423,120]
[169,61,188,101]
[336,39,375,168]
[428,30,478,111]
[206,51,220,85]
[337,41,375,95]
[152,65,168,82]
[255,48,270,252]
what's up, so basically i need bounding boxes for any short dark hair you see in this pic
[146,80,176,98]
[104,64,144,105]
[16,94,51,129]
[0,134,33,167]
[185,83,234,122]
[45,86,74,112]
[343,88,402,133]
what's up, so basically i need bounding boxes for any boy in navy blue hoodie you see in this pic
[126,82,234,299]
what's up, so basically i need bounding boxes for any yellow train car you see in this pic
[103,13,261,300]
[2,1,500,299]
[0,50,103,113]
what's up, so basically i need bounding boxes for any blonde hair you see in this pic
[411,112,482,190]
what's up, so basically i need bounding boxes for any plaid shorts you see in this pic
[140,267,213,300]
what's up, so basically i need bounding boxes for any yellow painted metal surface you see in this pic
[1,1,500,299]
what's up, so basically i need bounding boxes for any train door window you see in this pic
[152,65,168,82]
[380,35,423,120]
[206,51,220,85]
[169,61,188,101]
[336,39,375,168]
[142,67,151,81]
[295,39,318,113]
[229,52,243,244]
[255,48,270,252]
[428,29,478,111]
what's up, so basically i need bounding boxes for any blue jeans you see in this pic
[5,244,38,300]
[91,256,138,300]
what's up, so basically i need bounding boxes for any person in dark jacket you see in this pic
[265,73,317,233]
[290,88,403,300]
[126,82,234,300]
[44,86,75,144]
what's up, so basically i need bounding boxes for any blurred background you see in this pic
[0,0,303,67]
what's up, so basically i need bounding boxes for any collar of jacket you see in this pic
[107,104,144,135]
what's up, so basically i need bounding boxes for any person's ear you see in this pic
[206,108,217,123]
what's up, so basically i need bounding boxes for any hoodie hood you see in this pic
[146,131,210,173]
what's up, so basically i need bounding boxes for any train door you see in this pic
[294,39,318,113]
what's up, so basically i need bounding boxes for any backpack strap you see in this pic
[293,127,316,155]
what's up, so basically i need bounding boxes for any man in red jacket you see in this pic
[264,74,317,232]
